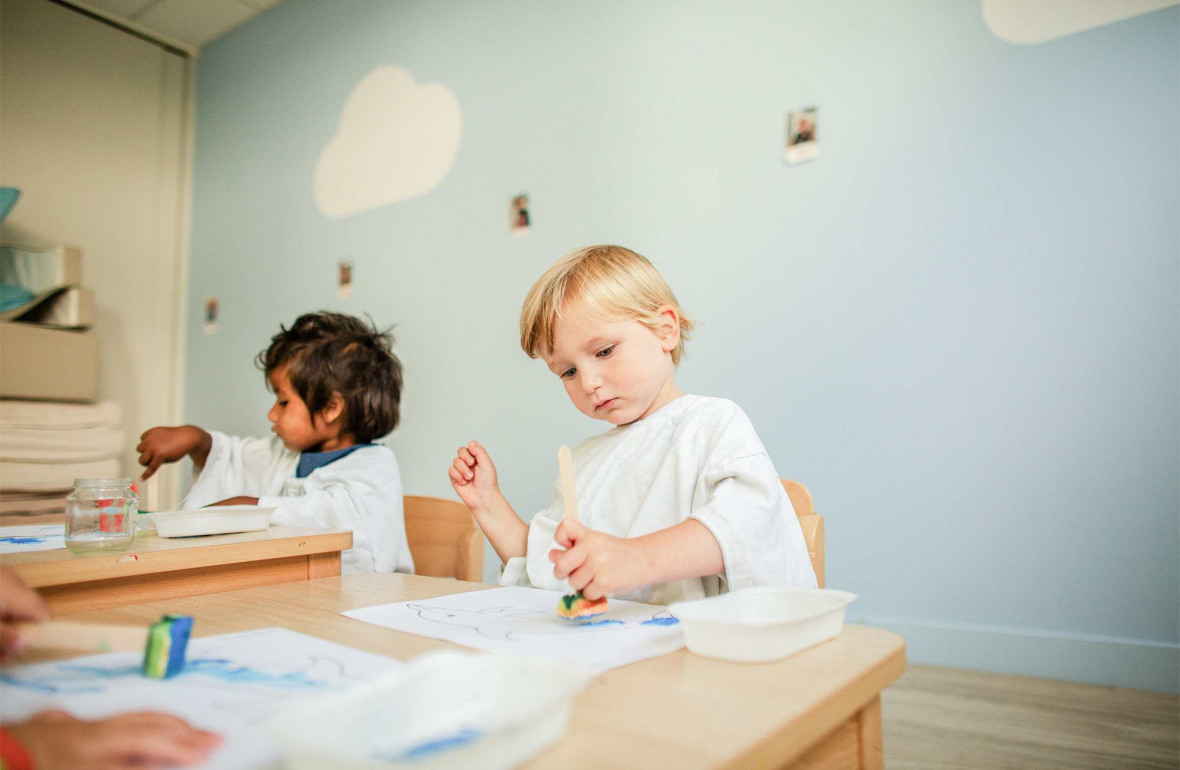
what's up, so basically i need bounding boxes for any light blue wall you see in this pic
[187,1,1180,692]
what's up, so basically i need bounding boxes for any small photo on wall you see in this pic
[338,260,353,299]
[204,296,218,334]
[511,194,530,236]
[784,106,819,166]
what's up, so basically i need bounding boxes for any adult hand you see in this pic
[4,710,222,770]
[0,567,50,661]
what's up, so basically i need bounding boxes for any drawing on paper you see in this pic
[406,600,675,642]
[0,628,402,770]
[343,586,685,674]
[0,524,64,554]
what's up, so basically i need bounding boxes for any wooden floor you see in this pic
[882,665,1180,770]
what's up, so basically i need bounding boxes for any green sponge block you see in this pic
[142,614,193,679]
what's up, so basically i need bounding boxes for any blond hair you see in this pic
[519,245,695,364]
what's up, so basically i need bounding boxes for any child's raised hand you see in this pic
[136,426,210,480]
[549,519,648,600]
[4,709,222,769]
[448,441,500,513]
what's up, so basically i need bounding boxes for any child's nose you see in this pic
[267,404,278,422]
[579,372,601,394]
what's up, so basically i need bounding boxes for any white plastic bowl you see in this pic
[149,505,274,538]
[270,651,591,770]
[669,586,857,663]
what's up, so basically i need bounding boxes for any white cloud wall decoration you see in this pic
[314,66,462,219]
[983,0,1178,44]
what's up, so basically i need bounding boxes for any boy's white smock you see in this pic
[500,395,817,604]
[180,432,414,575]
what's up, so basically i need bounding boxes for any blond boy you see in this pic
[450,245,816,604]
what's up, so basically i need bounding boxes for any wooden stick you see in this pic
[558,445,579,525]
[17,621,148,653]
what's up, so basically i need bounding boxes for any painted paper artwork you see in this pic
[343,586,684,674]
[0,628,402,770]
[0,524,64,554]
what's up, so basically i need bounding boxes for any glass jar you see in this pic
[65,478,137,553]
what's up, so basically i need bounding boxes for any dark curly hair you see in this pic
[256,312,403,443]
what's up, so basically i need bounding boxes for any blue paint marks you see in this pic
[376,728,485,761]
[174,659,327,688]
[0,536,48,545]
[0,673,101,694]
[578,619,625,627]
[3,658,329,694]
[641,617,680,626]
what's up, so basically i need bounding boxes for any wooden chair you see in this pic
[403,496,484,582]
[782,479,825,588]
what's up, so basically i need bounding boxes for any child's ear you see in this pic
[320,392,346,425]
[654,305,681,353]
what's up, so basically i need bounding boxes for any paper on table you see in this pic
[343,586,685,674]
[0,523,64,553]
[0,627,402,770]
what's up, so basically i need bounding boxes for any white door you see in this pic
[0,0,192,507]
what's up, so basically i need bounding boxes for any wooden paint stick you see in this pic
[17,621,148,653]
[558,445,579,525]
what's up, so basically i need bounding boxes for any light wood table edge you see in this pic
[722,637,907,770]
[9,530,354,588]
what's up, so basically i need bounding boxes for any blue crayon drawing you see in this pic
[578,619,625,627]
[641,617,680,627]
[0,536,48,545]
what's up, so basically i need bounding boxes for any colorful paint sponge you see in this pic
[142,614,193,679]
[556,592,610,622]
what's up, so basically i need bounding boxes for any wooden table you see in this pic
[0,527,352,615]
[28,574,906,769]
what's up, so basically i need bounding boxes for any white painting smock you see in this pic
[182,432,413,575]
[500,395,817,604]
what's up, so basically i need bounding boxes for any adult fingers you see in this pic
[0,624,22,659]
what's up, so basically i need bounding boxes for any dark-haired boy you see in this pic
[138,312,413,574]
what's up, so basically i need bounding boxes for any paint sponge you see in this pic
[142,614,193,679]
[556,592,609,622]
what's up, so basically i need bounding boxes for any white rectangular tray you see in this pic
[149,505,274,538]
[669,586,856,663]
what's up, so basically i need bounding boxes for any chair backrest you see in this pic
[403,496,484,582]
[781,479,825,588]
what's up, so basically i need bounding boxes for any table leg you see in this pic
[307,551,340,578]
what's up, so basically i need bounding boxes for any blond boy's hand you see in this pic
[448,441,501,513]
[548,520,649,601]
[4,709,222,769]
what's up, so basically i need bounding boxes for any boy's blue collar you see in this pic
[296,444,371,478]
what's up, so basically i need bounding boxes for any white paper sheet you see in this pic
[343,586,685,674]
[0,523,64,553]
[0,627,402,770]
